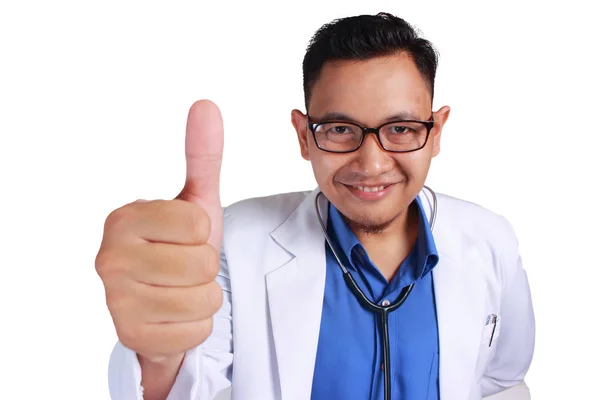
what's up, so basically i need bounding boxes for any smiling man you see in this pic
[98,12,535,400]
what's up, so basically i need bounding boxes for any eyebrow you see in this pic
[314,111,427,124]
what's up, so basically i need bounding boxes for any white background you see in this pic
[1,0,599,398]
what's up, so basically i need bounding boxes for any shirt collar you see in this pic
[327,196,439,279]
[414,195,440,278]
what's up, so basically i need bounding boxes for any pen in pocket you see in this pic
[488,314,497,347]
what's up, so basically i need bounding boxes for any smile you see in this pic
[343,183,396,201]
[353,185,386,193]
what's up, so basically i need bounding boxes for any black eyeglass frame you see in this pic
[307,114,435,154]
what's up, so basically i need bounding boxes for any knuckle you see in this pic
[94,250,108,276]
[115,320,141,350]
[105,288,129,315]
[95,248,117,278]
[95,247,128,278]
[104,206,131,233]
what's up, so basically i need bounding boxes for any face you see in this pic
[292,52,451,233]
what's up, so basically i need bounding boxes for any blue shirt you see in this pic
[311,196,441,400]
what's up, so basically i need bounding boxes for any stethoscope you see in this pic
[314,186,438,400]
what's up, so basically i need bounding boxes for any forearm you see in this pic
[138,354,185,400]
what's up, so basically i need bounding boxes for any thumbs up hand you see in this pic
[96,100,225,364]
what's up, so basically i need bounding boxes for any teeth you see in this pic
[355,185,385,192]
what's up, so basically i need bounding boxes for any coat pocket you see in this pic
[475,315,502,378]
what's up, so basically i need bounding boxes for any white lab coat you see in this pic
[108,187,535,400]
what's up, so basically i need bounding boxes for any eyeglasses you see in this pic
[307,115,435,153]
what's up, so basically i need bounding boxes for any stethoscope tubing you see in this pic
[314,186,437,400]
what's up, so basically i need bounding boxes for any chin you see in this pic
[340,209,398,234]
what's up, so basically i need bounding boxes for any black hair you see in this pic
[302,12,438,110]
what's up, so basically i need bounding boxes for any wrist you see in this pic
[137,353,185,400]
[138,352,185,371]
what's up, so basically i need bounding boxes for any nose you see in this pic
[354,132,393,176]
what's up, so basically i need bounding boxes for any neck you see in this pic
[351,202,419,282]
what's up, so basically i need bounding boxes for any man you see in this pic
[97,12,535,400]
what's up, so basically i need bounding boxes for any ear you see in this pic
[430,105,451,157]
[291,109,310,160]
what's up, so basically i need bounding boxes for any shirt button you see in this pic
[381,299,391,306]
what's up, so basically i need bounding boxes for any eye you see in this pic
[383,121,426,136]
[329,125,352,134]
[314,122,360,139]
[390,125,411,134]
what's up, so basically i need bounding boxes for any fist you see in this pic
[95,100,224,362]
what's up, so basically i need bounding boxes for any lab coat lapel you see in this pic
[266,188,327,400]
[432,254,484,400]
[420,189,486,400]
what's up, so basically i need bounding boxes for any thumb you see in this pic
[175,99,224,250]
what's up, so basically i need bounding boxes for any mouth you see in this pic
[348,184,390,193]
[342,182,397,200]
